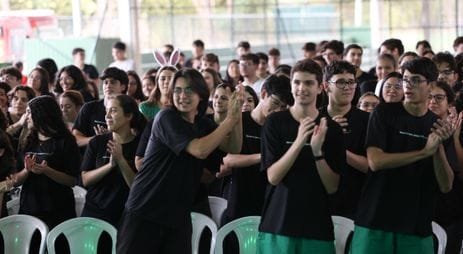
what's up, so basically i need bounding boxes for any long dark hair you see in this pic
[170,68,210,118]
[113,94,147,134]
[54,65,88,93]
[379,71,403,103]
[29,67,51,96]
[127,71,145,101]
[24,96,73,151]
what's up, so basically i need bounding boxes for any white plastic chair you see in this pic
[214,216,261,254]
[72,186,87,217]
[208,196,227,227]
[0,214,49,254]
[47,217,117,254]
[432,221,447,254]
[332,215,355,254]
[191,212,217,254]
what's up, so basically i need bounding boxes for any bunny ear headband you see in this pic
[153,48,180,70]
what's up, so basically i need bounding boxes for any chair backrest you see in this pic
[332,216,355,254]
[214,216,261,254]
[432,221,447,254]
[0,214,49,254]
[191,212,217,254]
[7,197,19,215]
[208,196,227,227]
[47,217,117,254]
[72,186,87,217]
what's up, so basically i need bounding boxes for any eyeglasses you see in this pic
[401,77,428,88]
[384,83,402,90]
[438,70,454,76]
[239,62,254,67]
[428,94,447,103]
[328,79,357,89]
[173,86,194,96]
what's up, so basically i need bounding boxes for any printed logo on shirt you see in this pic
[245,134,261,140]
[398,131,428,140]
[285,141,310,146]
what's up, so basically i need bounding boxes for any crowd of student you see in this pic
[0,36,462,254]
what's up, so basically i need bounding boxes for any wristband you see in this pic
[314,155,324,161]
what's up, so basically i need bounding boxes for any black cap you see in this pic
[100,67,129,85]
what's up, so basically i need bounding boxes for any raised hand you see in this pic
[295,116,316,147]
[332,115,350,134]
[107,140,123,165]
[93,124,108,136]
[227,85,245,120]
[310,117,328,156]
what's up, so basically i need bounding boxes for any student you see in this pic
[184,39,205,69]
[256,52,270,80]
[11,95,80,228]
[416,40,432,57]
[236,41,251,57]
[55,65,95,102]
[378,72,404,103]
[257,59,345,253]
[399,51,419,68]
[432,52,462,95]
[240,53,264,96]
[360,54,396,95]
[219,74,293,224]
[0,67,22,89]
[241,85,259,112]
[321,40,344,65]
[73,67,128,147]
[81,94,146,226]
[126,71,145,103]
[139,66,176,120]
[301,42,316,59]
[319,60,369,219]
[59,90,84,131]
[72,47,99,84]
[343,44,375,105]
[117,68,243,254]
[453,36,463,55]
[351,58,454,254]
[268,48,281,74]
[26,67,52,97]
[109,41,135,71]
[224,59,243,87]
[200,53,220,73]
[428,81,463,254]
[357,92,379,113]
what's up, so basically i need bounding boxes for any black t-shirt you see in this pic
[434,133,463,226]
[83,64,99,79]
[259,110,345,241]
[19,135,80,227]
[135,119,154,158]
[80,133,139,226]
[356,102,439,237]
[319,106,369,219]
[73,99,106,137]
[124,108,217,228]
[224,111,267,222]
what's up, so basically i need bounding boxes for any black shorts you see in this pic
[116,210,192,254]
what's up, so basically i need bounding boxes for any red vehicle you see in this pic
[0,10,59,62]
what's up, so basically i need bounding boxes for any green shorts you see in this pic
[350,226,434,254]
[257,232,335,254]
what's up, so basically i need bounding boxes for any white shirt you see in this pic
[109,59,135,72]
[243,78,264,96]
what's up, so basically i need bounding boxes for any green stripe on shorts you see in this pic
[350,225,434,254]
[257,232,335,254]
